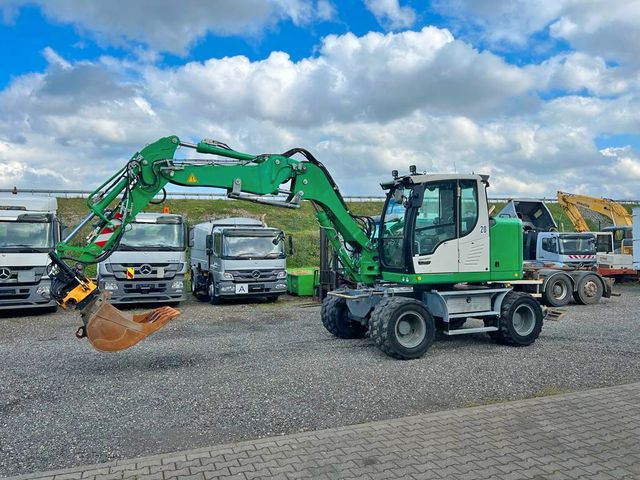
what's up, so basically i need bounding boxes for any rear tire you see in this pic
[191,269,208,302]
[491,291,543,346]
[542,274,572,307]
[320,296,367,339]
[573,274,603,305]
[369,297,435,360]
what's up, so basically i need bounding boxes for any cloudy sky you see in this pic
[0,0,639,198]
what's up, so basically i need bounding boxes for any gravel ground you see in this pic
[2,286,640,477]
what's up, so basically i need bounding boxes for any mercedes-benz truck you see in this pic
[0,195,61,311]
[190,217,288,303]
[97,212,187,305]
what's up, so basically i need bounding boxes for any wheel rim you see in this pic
[551,280,567,300]
[394,311,426,348]
[191,271,196,293]
[512,304,536,336]
[583,280,598,298]
[209,282,215,298]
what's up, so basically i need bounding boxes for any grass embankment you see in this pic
[57,198,638,270]
[56,198,383,269]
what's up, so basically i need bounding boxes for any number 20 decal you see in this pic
[480,225,487,234]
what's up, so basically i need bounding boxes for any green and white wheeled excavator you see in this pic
[48,135,543,359]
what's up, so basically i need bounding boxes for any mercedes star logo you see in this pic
[139,264,153,275]
[0,267,11,280]
[251,270,261,279]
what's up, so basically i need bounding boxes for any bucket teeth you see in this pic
[80,292,180,352]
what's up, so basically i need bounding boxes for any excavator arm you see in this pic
[556,191,632,232]
[49,136,379,351]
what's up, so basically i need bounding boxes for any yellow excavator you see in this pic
[556,191,633,254]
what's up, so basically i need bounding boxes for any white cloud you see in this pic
[434,0,640,67]
[0,0,330,55]
[0,24,639,198]
[364,0,416,29]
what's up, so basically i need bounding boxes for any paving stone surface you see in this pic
[5,383,640,480]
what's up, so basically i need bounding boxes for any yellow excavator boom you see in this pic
[556,191,632,232]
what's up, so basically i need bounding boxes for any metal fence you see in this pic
[0,188,639,204]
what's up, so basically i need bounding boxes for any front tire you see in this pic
[573,274,603,305]
[320,296,367,339]
[491,291,543,346]
[208,280,222,305]
[369,297,435,360]
[542,274,572,307]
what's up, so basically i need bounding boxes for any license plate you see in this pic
[235,283,249,294]
[138,284,153,290]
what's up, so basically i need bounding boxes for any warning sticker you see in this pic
[126,267,135,279]
[187,173,198,183]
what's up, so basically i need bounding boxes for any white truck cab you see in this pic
[97,212,187,305]
[190,217,288,303]
[0,195,61,310]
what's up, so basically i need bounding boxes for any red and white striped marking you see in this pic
[94,212,123,248]
[567,255,596,260]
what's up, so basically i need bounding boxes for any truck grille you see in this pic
[0,266,46,285]
[228,269,280,282]
[110,263,180,280]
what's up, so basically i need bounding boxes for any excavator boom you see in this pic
[49,136,379,351]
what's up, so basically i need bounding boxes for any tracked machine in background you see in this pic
[48,136,545,359]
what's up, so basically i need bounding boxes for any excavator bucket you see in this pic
[80,292,180,352]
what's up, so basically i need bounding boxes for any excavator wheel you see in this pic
[81,292,180,352]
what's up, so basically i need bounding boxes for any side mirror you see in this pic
[205,234,213,249]
[288,235,295,256]
[60,225,69,240]
[188,229,194,248]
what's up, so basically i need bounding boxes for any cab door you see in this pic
[457,179,490,273]
[411,180,459,274]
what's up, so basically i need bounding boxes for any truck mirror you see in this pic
[288,235,295,256]
[205,234,213,249]
[61,225,69,239]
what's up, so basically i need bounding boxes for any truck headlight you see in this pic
[36,285,50,298]
[222,272,234,281]
[171,280,184,290]
[277,271,287,279]
[104,281,119,291]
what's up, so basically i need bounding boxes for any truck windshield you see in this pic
[558,236,596,255]
[0,220,53,251]
[119,222,185,251]
[223,234,285,259]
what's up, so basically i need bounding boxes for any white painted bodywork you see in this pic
[411,175,489,275]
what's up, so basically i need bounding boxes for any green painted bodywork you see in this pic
[381,217,523,285]
[56,136,380,284]
[56,135,523,289]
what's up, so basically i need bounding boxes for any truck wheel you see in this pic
[491,291,543,346]
[369,297,435,360]
[191,269,207,302]
[208,280,222,305]
[321,296,367,339]
[573,274,603,305]
[542,274,572,307]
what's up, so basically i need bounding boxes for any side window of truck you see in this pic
[213,232,222,255]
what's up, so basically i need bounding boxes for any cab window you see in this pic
[414,181,456,256]
[380,189,409,268]
[459,180,478,236]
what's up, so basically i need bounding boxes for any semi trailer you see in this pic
[498,199,612,307]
